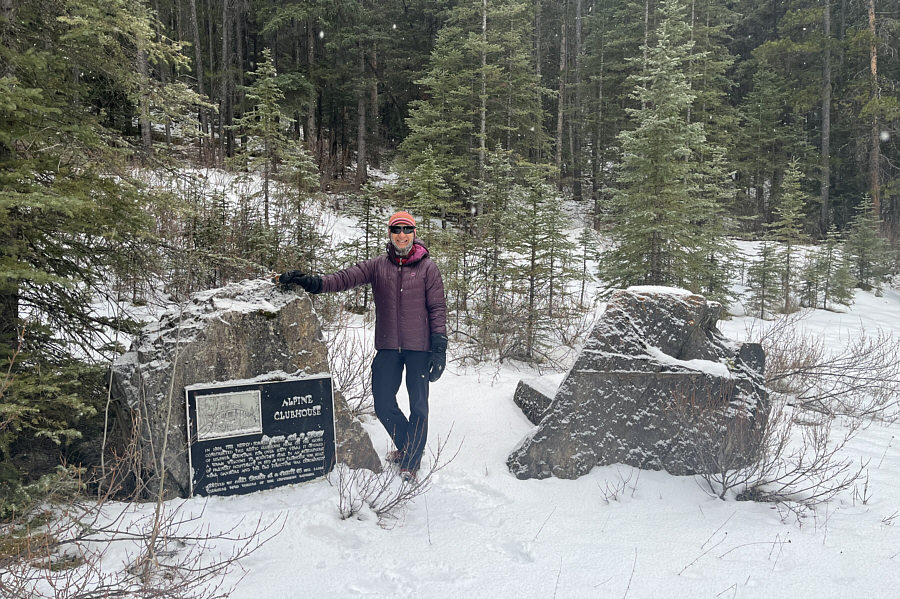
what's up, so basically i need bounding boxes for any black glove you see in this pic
[428,333,447,382]
[276,271,323,294]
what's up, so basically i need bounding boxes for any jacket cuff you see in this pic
[430,333,448,353]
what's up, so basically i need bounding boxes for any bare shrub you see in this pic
[670,392,864,515]
[597,467,640,504]
[1,317,284,599]
[322,315,376,417]
[0,457,283,599]
[749,310,900,420]
[332,430,459,528]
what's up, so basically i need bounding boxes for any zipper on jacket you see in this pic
[396,263,403,351]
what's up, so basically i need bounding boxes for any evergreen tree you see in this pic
[400,0,549,217]
[472,147,518,320]
[745,238,782,319]
[753,0,833,235]
[228,48,324,271]
[330,183,390,312]
[732,63,814,228]
[0,0,196,503]
[768,158,811,313]
[274,137,322,274]
[601,0,727,295]
[230,49,290,229]
[404,145,456,236]
[802,226,854,310]
[845,203,892,292]
[576,226,599,309]
[685,0,739,152]
[581,0,644,214]
[506,171,574,361]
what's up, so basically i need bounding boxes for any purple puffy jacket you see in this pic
[320,240,447,352]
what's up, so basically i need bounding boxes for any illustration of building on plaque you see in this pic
[195,390,263,441]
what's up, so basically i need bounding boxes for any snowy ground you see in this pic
[57,194,900,599]
[105,284,899,599]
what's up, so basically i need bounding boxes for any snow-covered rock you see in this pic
[110,279,381,499]
[507,287,768,479]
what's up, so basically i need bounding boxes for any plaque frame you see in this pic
[185,375,335,497]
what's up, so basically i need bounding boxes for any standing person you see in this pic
[276,211,447,481]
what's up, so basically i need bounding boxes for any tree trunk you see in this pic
[478,0,488,200]
[356,44,368,187]
[555,17,566,190]
[641,0,650,110]
[592,2,606,226]
[867,0,880,218]
[206,0,217,161]
[1,0,18,348]
[188,0,208,162]
[219,0,232,161]
[151,0,172,147]
[572,0,583,201]
[137,44,153,157]
[370,46,379,167]
[534,0,543,162]
[306,19,317,158]
[235,0,247,152]
[820,0,832,235]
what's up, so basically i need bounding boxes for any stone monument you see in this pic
[110,279,381,499]
[507,287,769,479]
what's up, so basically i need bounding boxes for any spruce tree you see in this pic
[0,0,197,503]
[601,0,727,295]
[404,145,456,236]
[845,203,892,292]
[330,183,390,312]
[274,140,322,274]
[472,147,518,321]
[576,226,599,309]
[768,158,810,313]
[803,226,855,310]
[400,0,548,217]
[230,49,290,229]
[732,64,814,227]
[745,238,783,319]
[506,171,574,361]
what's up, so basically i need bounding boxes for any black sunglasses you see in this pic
[389,225,416,234]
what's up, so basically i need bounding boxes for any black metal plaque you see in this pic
[185,376,335,497]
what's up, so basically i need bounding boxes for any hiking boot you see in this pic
[387,449,405,464]
[399,468,418,483]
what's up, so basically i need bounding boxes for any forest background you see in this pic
[1,0,898,524]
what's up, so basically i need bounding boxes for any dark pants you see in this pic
[371,349,430,471]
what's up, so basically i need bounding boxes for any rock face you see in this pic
[512,381,555,426]
[111,279,381,499]
[507,287,768,479]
